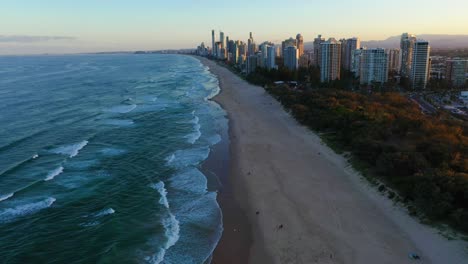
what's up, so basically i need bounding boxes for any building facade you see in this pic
[342,37,360,71]
[386,48,401,73]
[320,38,341,82]
[400,33,416,77]
[313,34,325,67]
[284,46,299,71]
[296,34,304,57]
[446,59,468,87]
[410,40,430,89]
[359,48,389,85]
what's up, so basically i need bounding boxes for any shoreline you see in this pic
[200,60,252,264]
[197,56,468,264]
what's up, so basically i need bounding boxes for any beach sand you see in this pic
[198,57,468,264]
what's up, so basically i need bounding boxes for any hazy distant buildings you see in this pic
[410,40,430,89]
[400,33,417,77]
[446,59,468,87]
[386,49,401,73]
[284,46,299,71]
[341,38,360,71]
[320,38,341,82]
[359,48,389,85]
[313,35,325,67]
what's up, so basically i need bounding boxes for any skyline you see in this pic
[2,0,468,55]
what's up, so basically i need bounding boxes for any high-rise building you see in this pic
[359,48,389,85]
[400,33,417,77]
[220,32,225,50]
[351,48,365,77]
[313,35,325,67]
[211,30,215,57]
[342,38,360,71]
[386,49,401,73]
[238,42,247,58]
[266,45,277,70]
[284,46,299,71]
[281,37,296,56]
[446,59,468,87]
[320,38,341,82]
[296,34,304,57]
[248,32,256,56]
[247,55,257,74]
[410,40,430,89]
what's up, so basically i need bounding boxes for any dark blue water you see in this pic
[0,54,226,263]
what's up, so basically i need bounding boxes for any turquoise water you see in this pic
[0,54,226,263]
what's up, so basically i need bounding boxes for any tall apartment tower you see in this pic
[410,40,430,90]
[320,38,341,82]
[446,59,468,87]
[387,49,401,73]
[400,33,417,77]
[248,32,256,56]
[211,30,215,57]
[342,38,360,71]
[220,31,225,49]
[296,34,304,57]
[284,46,299,71]
[359,48,389,85]
[313,35,325,67]
[266,45,277,70]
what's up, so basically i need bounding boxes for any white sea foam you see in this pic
[0,197,56,223]
[166,147,210,168]
[44,166,64,181]
[150,181,169,209]
[145,180,181,264]
[94,208,115,217]
[51,140,89,158]
[107,104,137,114]
[101,119,134,126]
[185,123,201,144]
[0,193,14,202]
[32,154,39,159]
[165,154,175,164]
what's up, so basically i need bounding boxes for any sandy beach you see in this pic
[198,57,468,264]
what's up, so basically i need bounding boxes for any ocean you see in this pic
[0,54,226,263]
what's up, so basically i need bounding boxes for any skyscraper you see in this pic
[351,48,365,77]
[313,35,325,67]
[284,46,299,71]
[410,40,430,89]
[342,38,360,71]
[446,59,468,87]
[220,31,225,49]
[211,30,215,57]
[266,45,277,70]
[387,49,401,73]
[281,37,296,57]
[400,33,416,77]
[248,32,256,56]
[296,34,304,57]
[320,38,341,82]
[359,48,389,85]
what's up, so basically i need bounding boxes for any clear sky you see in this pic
[1,0,467,54]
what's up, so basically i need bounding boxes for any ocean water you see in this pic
[0,54,227,263]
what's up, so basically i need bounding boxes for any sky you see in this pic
[1,0,468,54]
